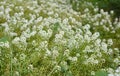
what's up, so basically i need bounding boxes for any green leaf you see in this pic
[0,36,8,42]
[53,22,60,33]
[61,65,68,73]
[49,22,60,42]
[95,70,108,76]
[66,71,73,76]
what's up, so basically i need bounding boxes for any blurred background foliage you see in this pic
[69,0,120,49]
[70,0,120,18]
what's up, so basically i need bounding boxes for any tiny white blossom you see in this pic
[107,39,113,46]
[20,53,26,60]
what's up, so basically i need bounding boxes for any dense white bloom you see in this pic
[12,57,18,64]
[12,37,20,44]
[96,52,102,57]
[91,71,95,75]
[92,32,100,40]
[9,32,17,37]
[0,42,6,47]
[45,49,51,56]
[35,17,43,23]
[84,34,91,42]
[86,30,92,36]
[76,53,80,57]
[95,39,101,46]
[107,39,113,46]
[83,24,90,30]
[84,46,93,53]
[114,58,119,64]
[68,56,77,62]
[4,41,10,48]
[56,65,61,71]
[40,41,48,49]
[85,56,99,64]
[20,36,27,43]
[108,67,120,76]
[38,30,48,39]
[101,42,108,52]
[28,64,33,70]
[14,71,19,76]
[52,49,59,58]
[48,11,54,15]
[30,31,37,36]
[94,8,99,12]
[64,49,70,57]
[0,0,120,75]
[63,18,68,24]
[68,38,78,49]
[84,8,89,12]
[108,74,114,76]
[108,48,113,54]
[110,10,114,14]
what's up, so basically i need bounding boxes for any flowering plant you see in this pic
[0,0,120,76]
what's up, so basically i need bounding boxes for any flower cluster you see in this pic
[0,0,120,76]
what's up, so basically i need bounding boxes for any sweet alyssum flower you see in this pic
[0,0,120,76]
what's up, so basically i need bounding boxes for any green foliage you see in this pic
[95,70,108,76]
[0,36,8,42]
[70,0,120,17]
[0,0,120,76]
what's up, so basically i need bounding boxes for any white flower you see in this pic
[55,34,63,39]
[30,31,37,36]
[9,32,17,37]
[84,8,89,12]
[91,71,95,75]
[114,58,119,64]
[40,41,48,49]
[64,49,69,57]
[52,50,59,58]
[97,52,102,57]
[95,39,101,46]
[38,30,48,39]
[47,29,53,38]
[20,53,26,60]
[68,57,77,62]
[94,8,99,12]
[0,42,5,47]
[92,32,100,40]
[48,11,54,15]
[84,46,93,53]
[76,53,80,57]
[12,37,20,44]
[108,74,114,76]
[108,48,113,54]
[12,57,17,64]
[84,34,90,42]
[63,18,68,24]
[83,24,90,30]
[68,38,77,49]
[54,13,59,18]
[14,71,19,76]
[94,60,99,64]
[86,30,92,36]
[56,65,61,71]
[107,39,113,46]
[20,36,27,46]
[45,49,51,56]
[72,57,77,62]
[0,6,4,11]
[4,41,10,48]
[101,42,108,52]
[28,64,33,70]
